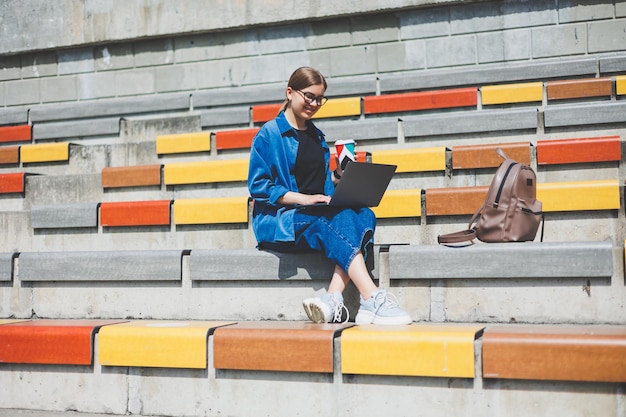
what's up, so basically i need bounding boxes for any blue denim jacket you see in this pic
[248,111,335,243]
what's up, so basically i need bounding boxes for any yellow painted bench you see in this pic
[481,82,543,105]
[252,97,362,123]
[616,75,626,95]
[341,324,485,377]
[156,131,211,155]
[173,196,250,225]
[20,142,70,163]
[371,147,446,173]
[313,96,361,119]
[537,179,620,212]
[98,320,234,369]
[163,159,248,185]
[372,189,422,219]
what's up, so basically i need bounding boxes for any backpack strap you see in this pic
[495,147,509,160]
[437,228,477,244]
[437,205,484,245]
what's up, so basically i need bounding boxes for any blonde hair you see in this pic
[279,66,327,113]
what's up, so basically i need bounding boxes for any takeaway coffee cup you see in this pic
[335,139,356,170]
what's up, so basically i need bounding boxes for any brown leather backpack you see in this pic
[438,148,543,245]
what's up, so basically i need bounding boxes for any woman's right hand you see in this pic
[278,191,331,206]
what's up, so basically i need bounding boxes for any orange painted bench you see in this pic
[215,128,260,151]
[363,87,477,114]
[101,164,162,188]
[0,319,126,365]
[546,77,612,101]
[213,321,352,373]
[536,136,621,165]
[0,146,20,165]
[0,124,31,144]
[451,142,531,169]
[425,186,488,216]
[100,200,172,227]
[0,172,30,194]
[482,324,626,383]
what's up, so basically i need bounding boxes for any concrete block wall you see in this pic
[1,1,625,109]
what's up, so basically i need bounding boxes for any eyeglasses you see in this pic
[295,89,328,106]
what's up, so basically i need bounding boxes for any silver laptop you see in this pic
[299,162,396,208]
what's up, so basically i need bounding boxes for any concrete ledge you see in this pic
[0,252,16,281]
[402,108,538,137]
[388,241,613,280]
[189,249,337,281]
[0,107,29,125]
[544,101,626,127]
[199,106,252,128]
[317,118,398,142]
[599,56,626,74]
[18,250,187,282]
[32,118,120,141]
[379,57,598,92]
[31,202,99,229]
[28,93,190,122]
[193,84,286,108]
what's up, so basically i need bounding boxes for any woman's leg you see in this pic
[329,253,377,298]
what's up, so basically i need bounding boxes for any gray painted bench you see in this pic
[403,107,538,137]
[544,101,626,128]
[0,252,17,281]
[388,240,613,280]
[28,92,190,122]
[31,202,99,229]
[32,117,120,141]
[189,248,380,281]
[19,250,187,282]
[379,57,598,92]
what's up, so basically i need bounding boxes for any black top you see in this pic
[294,127,326,195]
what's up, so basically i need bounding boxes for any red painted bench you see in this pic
[363,87,477,114]
[0,319,125,365]
[536,136,621,165]
[0,124,32,144]
[252,104,282,123]
[215,128,260,151]
[0,172,29,194]
[99,200,172,227]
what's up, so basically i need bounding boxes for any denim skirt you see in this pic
[261,206,376,273]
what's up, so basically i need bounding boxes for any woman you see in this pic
[248,66,411,325]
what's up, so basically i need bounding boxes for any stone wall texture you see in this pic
[1,0,625,108]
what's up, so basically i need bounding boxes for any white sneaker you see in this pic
[355,289,412,325]
[302,292,349,323]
